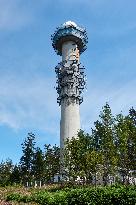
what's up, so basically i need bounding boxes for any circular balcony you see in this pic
[51,21,88,56]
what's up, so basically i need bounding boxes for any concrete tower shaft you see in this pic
[62,41,79,63]
[60,40,80,149]
[60,99,80,149]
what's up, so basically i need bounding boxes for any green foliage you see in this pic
[33,147,45,181]
[115,109,136,184]
[128,108,136,171]
[44,144,60,182]
[0,103,135,186]
[92,103,118,185]
[18,133,60,184]
[64,130,98,182]
[20,132,36,183]
[9,164,21,184]
[63,104,136,185]
[6,186,136,205]
[7,193,32,203]
[0,159,13,186]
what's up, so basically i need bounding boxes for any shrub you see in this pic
[6,185,136,205]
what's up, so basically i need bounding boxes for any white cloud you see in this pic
[0,72,59,134]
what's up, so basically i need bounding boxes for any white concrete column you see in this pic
[62,41,79,63]
[60,99,80,149]
[60,41,80,150]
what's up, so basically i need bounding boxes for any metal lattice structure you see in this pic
[55,60,86,105]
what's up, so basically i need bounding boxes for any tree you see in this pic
[64,136,81,181]
[128,107,136,171]
[33,147,45,182]
[10,164,21,184]
[92,103,117,185]
[44,144,60,182]
[51,144,60,178]
[20,132,36,183]
[0,159,13,186]
[64,130,96,183]
[115,108,136,184]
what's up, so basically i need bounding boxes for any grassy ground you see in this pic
[1,184,135,205]
[0,186,38,204]
[0,184,61,205]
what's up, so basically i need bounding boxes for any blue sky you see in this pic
[0,0,136,164]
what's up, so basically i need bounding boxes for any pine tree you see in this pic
[0,159,13,186]
[20,132,36,183]
[33,147,44,182]
[44,144,60,182]
[52,144,60,177]
[128,107,136,171]
[93,103,117,185]
[10,164,21,184]
[115,108,136,184]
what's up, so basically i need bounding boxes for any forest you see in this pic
[0,103,135,187]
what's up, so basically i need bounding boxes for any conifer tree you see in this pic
[115,108,136,184]
[33,147,44,182]
[93,103,117,185]
[20,132,36,183]
[0,159,13,186]
[128,107,136,171]
[10,165,21,184]
[44,144,60,182]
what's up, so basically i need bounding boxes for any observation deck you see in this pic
[51,21,88,55]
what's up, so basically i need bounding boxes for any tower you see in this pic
[51,21,88,152]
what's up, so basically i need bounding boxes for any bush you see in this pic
[6,185,136,205]
[7,193,32,203]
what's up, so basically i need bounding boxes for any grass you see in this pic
[0,184,63,204]
[0,184,136,205]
